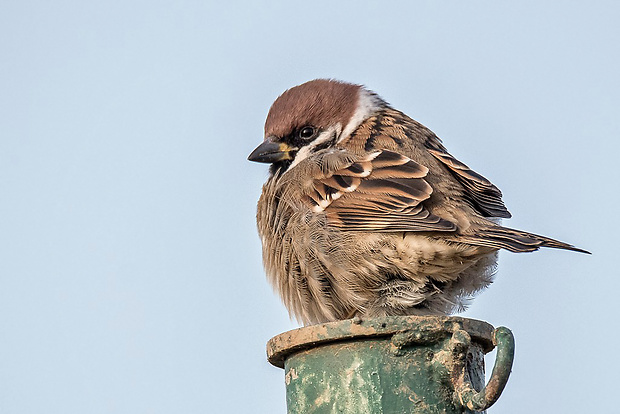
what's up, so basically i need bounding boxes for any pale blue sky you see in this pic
[1,1,618,413]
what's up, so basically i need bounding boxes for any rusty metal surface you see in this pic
[267,316,513,413]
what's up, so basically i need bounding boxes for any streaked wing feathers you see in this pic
[303,150,457,232]
[458,226,591,254]
[428,149,512,218]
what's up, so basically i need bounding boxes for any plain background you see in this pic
[1,1,618,413]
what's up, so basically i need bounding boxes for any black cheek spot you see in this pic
[311,134,337,153]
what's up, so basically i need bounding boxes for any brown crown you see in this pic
[264,79,361,139]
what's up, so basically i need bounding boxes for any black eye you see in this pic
[298,126,316,140]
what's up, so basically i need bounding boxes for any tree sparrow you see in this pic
[248,79,588,326]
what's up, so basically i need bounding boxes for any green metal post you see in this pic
[267,316,514,413]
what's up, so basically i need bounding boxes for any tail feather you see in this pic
[460,226,590,254]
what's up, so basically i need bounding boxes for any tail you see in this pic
[459,225,590,254]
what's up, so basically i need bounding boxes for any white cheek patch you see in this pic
[288,145,312,170]
[339,88,385,143]
[288,126,340,170]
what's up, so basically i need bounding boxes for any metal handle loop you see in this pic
[452,326,515,412]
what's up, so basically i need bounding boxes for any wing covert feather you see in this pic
[302,150,457,232]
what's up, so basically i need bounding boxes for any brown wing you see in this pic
[343,108,511,219]
[457,225,590,254]
[427,149,512,219]
[302,150,457,232]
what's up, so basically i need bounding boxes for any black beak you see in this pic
[247,141,294,163]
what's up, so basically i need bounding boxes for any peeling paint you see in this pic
[285,367,298,385]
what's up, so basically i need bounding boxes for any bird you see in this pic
[248,79,588,326]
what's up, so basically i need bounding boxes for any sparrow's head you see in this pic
[248,79,387,174]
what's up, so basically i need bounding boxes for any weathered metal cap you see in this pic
[267,315,495,368]
[267,316,514,413]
